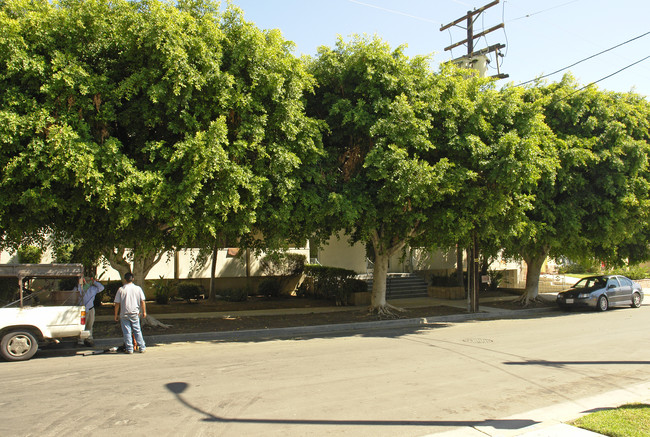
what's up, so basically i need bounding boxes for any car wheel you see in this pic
[0,330,38,362]
[631,292,642,308]
[597,296,609,312]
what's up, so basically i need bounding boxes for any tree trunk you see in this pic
[370,251,389,311]
[105,246,131,280]
[522,251,548,305]
[104,245,168,328]
[456,243,464,288]
[368,230,406,317]
[208,241,219,302]
[105,245,162,286]
[131,246,163,288]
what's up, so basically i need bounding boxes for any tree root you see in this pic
[515,295,548,308]
[141,315,172,328]
[368,303,406,319]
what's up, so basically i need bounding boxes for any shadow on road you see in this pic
[504,360,650,367]
[164,381,539,431]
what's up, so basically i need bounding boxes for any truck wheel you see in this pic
[1,330,38,361]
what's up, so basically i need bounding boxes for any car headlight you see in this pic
[577,293,591,299]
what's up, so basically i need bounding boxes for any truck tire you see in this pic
[1,330,38,361]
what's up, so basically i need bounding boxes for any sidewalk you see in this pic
[90,293,648,437]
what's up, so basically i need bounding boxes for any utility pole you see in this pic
[440,1,508,313]
[440,0,508,80]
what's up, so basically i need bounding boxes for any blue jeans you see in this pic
[120,313,146,352]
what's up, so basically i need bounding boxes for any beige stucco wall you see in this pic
[316,233,367,273]
[1,246,310,282]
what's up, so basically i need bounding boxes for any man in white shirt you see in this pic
[77,276,104,346]
[114,272,147,354]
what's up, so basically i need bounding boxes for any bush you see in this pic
[58,277,79,290]
[0,277,19,305]
[335,278,367,305]
[487,269,503,291]
[430,273,463,287]
[17,245,42,264]
[605,265,649,280]
[558,260,600,274]
[258,279,282,298]
[303,265,358,304]
[102,281,123,303]
[153,277,174,304]
[176,283,203,302]
[260,253,306,277]
[219,288,248,302]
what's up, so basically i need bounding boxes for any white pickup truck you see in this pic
[0,264,90,361]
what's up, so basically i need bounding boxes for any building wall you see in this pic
[316,233,367,273]
[1,246,311,281]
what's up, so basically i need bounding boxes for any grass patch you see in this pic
[564,273,595,279]
[572,403,650,436]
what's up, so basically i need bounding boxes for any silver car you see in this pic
[556,275,643,311]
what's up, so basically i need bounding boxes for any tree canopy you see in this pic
[0,0,322,283]
[307,36,551,313]
[2,1,650,308]
[503,75,650,302]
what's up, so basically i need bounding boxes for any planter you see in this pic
[350,291,371,306]
[428,286,465,300]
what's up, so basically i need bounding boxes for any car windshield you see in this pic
[573,277,606,289]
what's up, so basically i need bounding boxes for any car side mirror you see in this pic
[607,284,616,289]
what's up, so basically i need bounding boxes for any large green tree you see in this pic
[307,37,549,314]
[0,0,322,286]
[505,75,650,303]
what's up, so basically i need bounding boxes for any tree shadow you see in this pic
[504,360,650,368]
[164,381,538,430]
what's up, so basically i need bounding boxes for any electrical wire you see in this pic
[508,0,580,22]
[347,0,438,24]
[555,54,650,101]
[519,31,650,86]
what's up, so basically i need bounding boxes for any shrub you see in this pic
[17,245,42,264]
[303,265,358,304]
[487,269,503,291]
[219,288,248,302]
[176,283,203,302]
[260,253,306,277]
[606,265,649,280]
[0,277,19,305]
[558,260,600,274]
[430,273,463,287]
[58,277,80,290]
[258,279,282,298]
[153,277,174,304]
[102,281,123,303]
[335,278,367,305]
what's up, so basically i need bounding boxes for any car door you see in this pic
[605,277,621,305]
[616,276,634,305]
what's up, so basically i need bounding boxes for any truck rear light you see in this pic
[81,310,86,325]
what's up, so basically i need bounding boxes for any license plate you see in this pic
[566,299,574,304]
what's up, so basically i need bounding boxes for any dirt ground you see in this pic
[92,291,556,339]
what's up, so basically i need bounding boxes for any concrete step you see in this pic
[365,273,429,299]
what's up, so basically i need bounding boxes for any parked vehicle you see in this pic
[556,275,643,311]
[0,264,90,361]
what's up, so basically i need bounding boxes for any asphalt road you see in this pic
[2,306,649,437]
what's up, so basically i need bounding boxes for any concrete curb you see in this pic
[93,306,557,348]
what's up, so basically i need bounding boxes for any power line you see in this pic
[347,0,438,24]
[519,31,650,86]
[507,0,580,22]
[555,54,650,102]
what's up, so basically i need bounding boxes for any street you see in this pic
[1,306,649,436]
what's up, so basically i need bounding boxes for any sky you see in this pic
[229,0,650,97]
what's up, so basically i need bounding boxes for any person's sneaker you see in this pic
[125,350,133,354]
[138,349,146,353]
